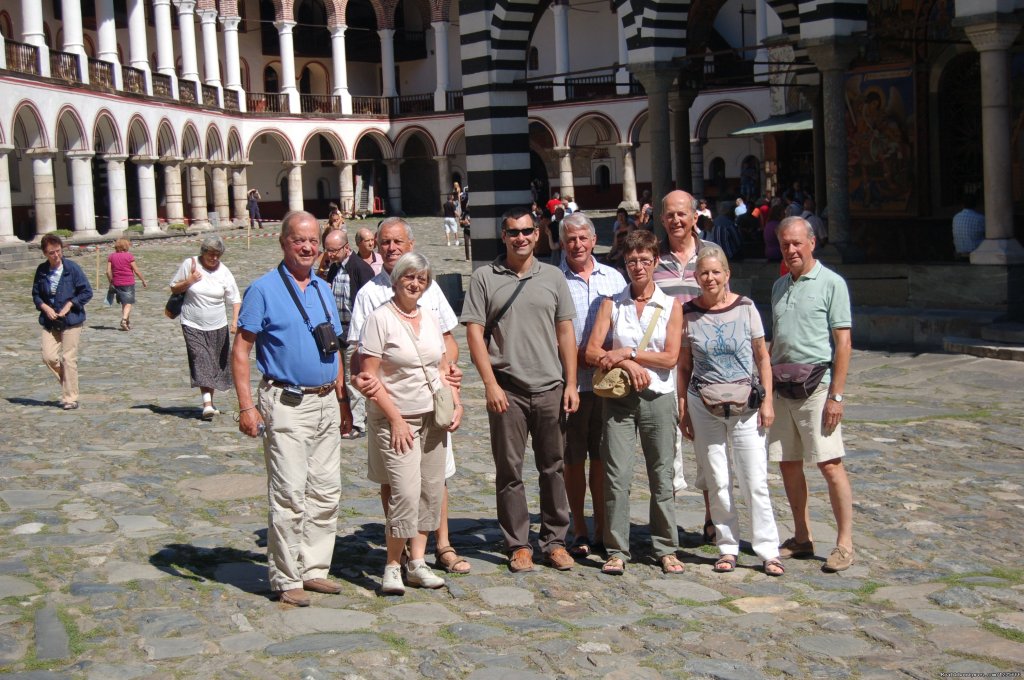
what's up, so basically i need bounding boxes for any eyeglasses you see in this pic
[625,257,655,268]
[504,228,536,237]
[325,246,346,254]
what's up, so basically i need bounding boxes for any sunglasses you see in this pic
[504,227,536,237]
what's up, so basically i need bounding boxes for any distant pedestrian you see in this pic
[247,188,263,228]
[952,194,985,258]
[106,238,147,331]
[32,234,93,410]
[443,192,460,247]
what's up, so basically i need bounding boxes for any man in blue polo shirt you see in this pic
[233,210,352,607]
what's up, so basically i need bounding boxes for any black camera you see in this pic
[312,322,340,355]
[280,385,304,407]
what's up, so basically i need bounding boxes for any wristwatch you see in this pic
[629,348,638,360]
[828,393,844,403]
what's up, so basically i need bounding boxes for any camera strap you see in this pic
[277,263,334,332]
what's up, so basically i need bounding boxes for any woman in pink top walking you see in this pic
[106,238,148,331]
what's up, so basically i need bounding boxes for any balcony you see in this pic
[351,94,436,118]
[352,96,390,116]
[300,93,340,114]
[151,72,173,99]
[201,83,218,107]
[446,90,463,112]
[122,65,146,94]
[50,50,80,83]
[247,92,288,114]
[224,89,240,111]
[5,41,40,76]
[179,80,197,104]
[88,58,115,90]
[565,74,645,99]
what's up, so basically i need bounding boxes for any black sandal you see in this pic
[702,519,716,544]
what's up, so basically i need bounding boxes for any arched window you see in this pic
[528,46,539,71]
[264,66,279,93]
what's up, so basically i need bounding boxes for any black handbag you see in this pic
[165,258,196,320]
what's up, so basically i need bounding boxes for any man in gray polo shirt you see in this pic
[463,207,579,573]
[768,216,855,573]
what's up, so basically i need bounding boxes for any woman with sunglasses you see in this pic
[585,230,684,575]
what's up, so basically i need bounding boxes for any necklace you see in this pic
[633,284,655,303]
[391,302,420,319]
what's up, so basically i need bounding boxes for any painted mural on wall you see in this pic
[845,66,916,215]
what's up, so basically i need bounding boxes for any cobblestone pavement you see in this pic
[2,218,1024,679]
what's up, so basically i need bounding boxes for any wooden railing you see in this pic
[446,89,463,112]
[201,83,218,107]
[351,95,390,116]
[122,65,146,94]
[300,93,340,114]
[247,92,288,114]
[50,50,80,82]
[223,88,240,111]
[88,58,114,89]
[526,82,553,104]
[179,80,197,104]
[392,93,433,117]
[151,72,172,99]
[5,41,40,75]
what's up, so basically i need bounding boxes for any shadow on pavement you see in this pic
[7,397,63,408]
[132,403,203,420]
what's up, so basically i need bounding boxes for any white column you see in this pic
[153,0,178,96]
[231,163,250,225]
[552,1,570,101]
[432,21,450,111]
[132,155,161,234]
[754,0,769,82]
[26,149,58,238]
[96,0,122,87]
[22,0,51,76]
[379,28,397,97]
[276,21,300,113]
[690,139,705,199]
[199,8,222,101]
[964,21,1024,265]
[127,0,151,93]
[61,0,88,83]
[617,143,637,211]
[338,160,356,216]
[434,155,450,208]
[186,161,211,229]
[212,163,230,225]
[105,154,129,236]
[67,151,99,237]
[554,146,575,199]
[221,15,245,111]
[0,145,16,243]
[0,31,5,70]
[176,0,201,100]
[331,25,352,114]
[285,161,305,212]
[615,4,630,94]
[384,159,403,214]
[160,156,185,224]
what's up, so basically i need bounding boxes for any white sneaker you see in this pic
[201,405,216,421]
[381,564,404,595]
[405,560,445,589]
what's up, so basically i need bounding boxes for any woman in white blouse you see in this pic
[585,230,684,576]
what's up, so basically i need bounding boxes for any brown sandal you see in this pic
[764,558,785,577]
[435,546,471,574]
[661,554,685,574]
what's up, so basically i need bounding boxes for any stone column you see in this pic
[21,0,51,76]
[434,155,450,209]
[96,0,122,88]
[552,1,570,101]
[160,156,186,225]
[629,63,675,235]
[617,143,638,212]
[176,0,201,100]
[285,161,305,212]
[615,3,630,95]
[804,40,859,260]
[153,0,178,96]
[104,154,129,236]
[211,163,230,225]
[230,163,250,225]
[66,151,99,237]
[379,28,397,97]
[672,89,697,192]
[554,146,575,201]
[199,8,222,106]
[384,159,403,215]
[0,145,16,243]
[331,24,352,113]
[432,21,450,111]
[127,0,151,93]
[690,139,705,199]
[338,160,356,215]
[963,20,1024,264]
[276,21,300,113]
[221,16,245,111]
[26,148,58,238]
[811,87,826,217]
[61,0,88,84]
[185,160,211,229]
[132,155,161,234]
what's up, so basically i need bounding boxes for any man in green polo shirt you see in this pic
[768,216,856,573]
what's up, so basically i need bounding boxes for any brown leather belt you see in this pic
[263,379,336,397]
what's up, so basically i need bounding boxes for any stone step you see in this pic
[943,336,1024,362]
[981,322,1024,344]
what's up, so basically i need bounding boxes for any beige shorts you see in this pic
[767,384,846,464]
[368,404,456,484]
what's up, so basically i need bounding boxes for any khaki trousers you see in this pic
[41,326,82,404]
[259,381,342,592]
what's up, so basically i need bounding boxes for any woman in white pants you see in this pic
[677,244,783,576]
